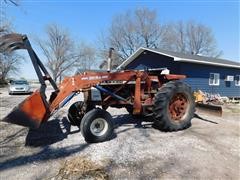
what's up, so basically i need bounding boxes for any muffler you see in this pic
[107,47,114,72]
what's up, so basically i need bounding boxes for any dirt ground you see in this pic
[0,86,240,179]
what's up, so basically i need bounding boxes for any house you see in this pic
[117,47,240,97]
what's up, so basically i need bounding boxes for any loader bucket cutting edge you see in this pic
[2,91,50,129]
[196,103,223,117]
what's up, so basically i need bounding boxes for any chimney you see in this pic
[107,47,114,72]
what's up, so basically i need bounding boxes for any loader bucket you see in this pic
[3,91,50,129]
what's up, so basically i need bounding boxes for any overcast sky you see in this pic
[4,0,240,79]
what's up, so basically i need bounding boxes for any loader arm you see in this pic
[0,34,109,127]
[0,34,62,128]
[49,71,143,111]
[0,34,138,128]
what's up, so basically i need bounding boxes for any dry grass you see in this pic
[54,156,109,180]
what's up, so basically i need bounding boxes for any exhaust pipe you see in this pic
[107,47,114,72]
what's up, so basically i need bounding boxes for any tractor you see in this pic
[1,34,195,143]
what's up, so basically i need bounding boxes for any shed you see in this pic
[117,47,240,97]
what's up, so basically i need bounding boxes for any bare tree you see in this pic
[0,0,25,84]
[163,21,222,57]
[0,20,23,83]
[135,8,166,49]
[3,0,20,6]
[37,24,80,82]
[97,31,123,70]
[161,22,187,53]
[0,19,12,35]
[77,42,96,70]
[1,0,19,33]
[99,7,167,66]
[186,21,221,56]
[99,7,222,69]
[0,20,22,83]
[0,53,22,83]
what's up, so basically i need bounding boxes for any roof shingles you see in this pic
[118,47,240,69]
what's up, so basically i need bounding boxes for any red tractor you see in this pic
[1,34,195,143]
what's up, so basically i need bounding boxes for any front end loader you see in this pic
[0,34,221,143]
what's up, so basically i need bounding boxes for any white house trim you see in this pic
[174,58,240,68]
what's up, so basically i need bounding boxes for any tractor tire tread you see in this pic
[153,81,195,131]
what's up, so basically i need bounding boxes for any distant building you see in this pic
[118,47,240,97]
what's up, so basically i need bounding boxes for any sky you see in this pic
[2,0,240,79]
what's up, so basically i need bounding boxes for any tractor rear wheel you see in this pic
[68,101,94,126]
[67,101,85,126]
[80,108,114,143]
[153,81,195,131]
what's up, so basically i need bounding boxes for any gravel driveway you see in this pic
[0,87,239,179]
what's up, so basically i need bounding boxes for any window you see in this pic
[209,73,220,86]
[235,75,240,86]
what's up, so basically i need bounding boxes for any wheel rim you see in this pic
[169,93,189,121]
[90,118,108,137]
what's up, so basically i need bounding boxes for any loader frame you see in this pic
[1,34,186,129]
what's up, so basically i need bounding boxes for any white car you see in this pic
[8,80,31,95]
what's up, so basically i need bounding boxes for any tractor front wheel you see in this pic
[153,81,195,131]
[80,108,114,143]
